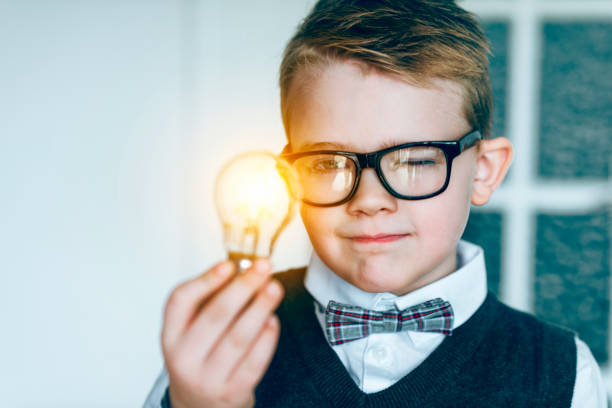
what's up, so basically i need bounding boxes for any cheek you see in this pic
[299,205,340,248]
[407,167,473,247]
[407,201,458,242]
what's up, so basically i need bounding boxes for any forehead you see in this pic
[287,60,470,153]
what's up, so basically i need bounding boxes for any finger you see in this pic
[205,278,284,382]
[180,258,273,360]
[228,314,281,394]
[161,261,235,351]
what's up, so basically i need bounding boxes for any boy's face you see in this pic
[287,60,479,295]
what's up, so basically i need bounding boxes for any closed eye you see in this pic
[392,159,437,166]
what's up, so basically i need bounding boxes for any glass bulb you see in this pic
[214,151,293,271]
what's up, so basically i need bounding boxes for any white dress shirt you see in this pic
[142,240,607,407]
[304,240,607,407]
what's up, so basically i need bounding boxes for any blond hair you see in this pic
[280,0,493,141]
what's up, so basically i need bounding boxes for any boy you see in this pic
[144,0,606,407]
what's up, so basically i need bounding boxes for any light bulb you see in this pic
[214,151,293,272]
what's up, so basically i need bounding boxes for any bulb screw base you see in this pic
[228,252,256,273]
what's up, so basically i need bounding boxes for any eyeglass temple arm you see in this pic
[459,130,482,152]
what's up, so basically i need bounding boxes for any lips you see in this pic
[348,233,411,244]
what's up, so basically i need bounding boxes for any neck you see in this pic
[391,247,458,296]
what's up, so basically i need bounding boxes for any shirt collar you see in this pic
[304,240,488,344]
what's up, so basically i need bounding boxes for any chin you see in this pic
[353,279,397,294]
[344,256,410,294]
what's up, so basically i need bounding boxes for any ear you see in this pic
[471,137,513,206]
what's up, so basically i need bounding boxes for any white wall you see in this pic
[0,1,313,406]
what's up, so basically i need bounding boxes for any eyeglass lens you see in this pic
[380,146,447,197]
[292,154,356,204]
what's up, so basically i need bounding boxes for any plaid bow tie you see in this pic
[325,298,454,345]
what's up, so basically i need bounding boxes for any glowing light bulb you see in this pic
[214,151,293,272]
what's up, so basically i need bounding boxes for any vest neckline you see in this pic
[277,267,499,408]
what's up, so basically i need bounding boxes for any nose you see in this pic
[346,168,397,216]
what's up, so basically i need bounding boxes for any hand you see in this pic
[161,259,283,408]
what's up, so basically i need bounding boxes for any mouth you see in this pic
[348,233,411,244]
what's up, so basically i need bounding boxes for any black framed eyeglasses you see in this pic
[278,129,482,207]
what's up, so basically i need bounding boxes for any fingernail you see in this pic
[266,315,278,328]
[266,280,282,297]
[253,259,271,274]
[216,262,233,277]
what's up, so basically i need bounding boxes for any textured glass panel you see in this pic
[461,211,503,295]
[535,209,610,363]
[539,23,612,179]
[483,21,510,139]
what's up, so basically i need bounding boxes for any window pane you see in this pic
[461,211,503,296]
[483,21,511,140]
[539,22,612,179]
[535,209,610,363]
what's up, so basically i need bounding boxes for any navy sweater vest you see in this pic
[163,267,577,408]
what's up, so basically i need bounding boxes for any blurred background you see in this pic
[1,0,610,406]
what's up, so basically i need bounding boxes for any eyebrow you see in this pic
[296,138,412,153]
[296,141,352,152]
